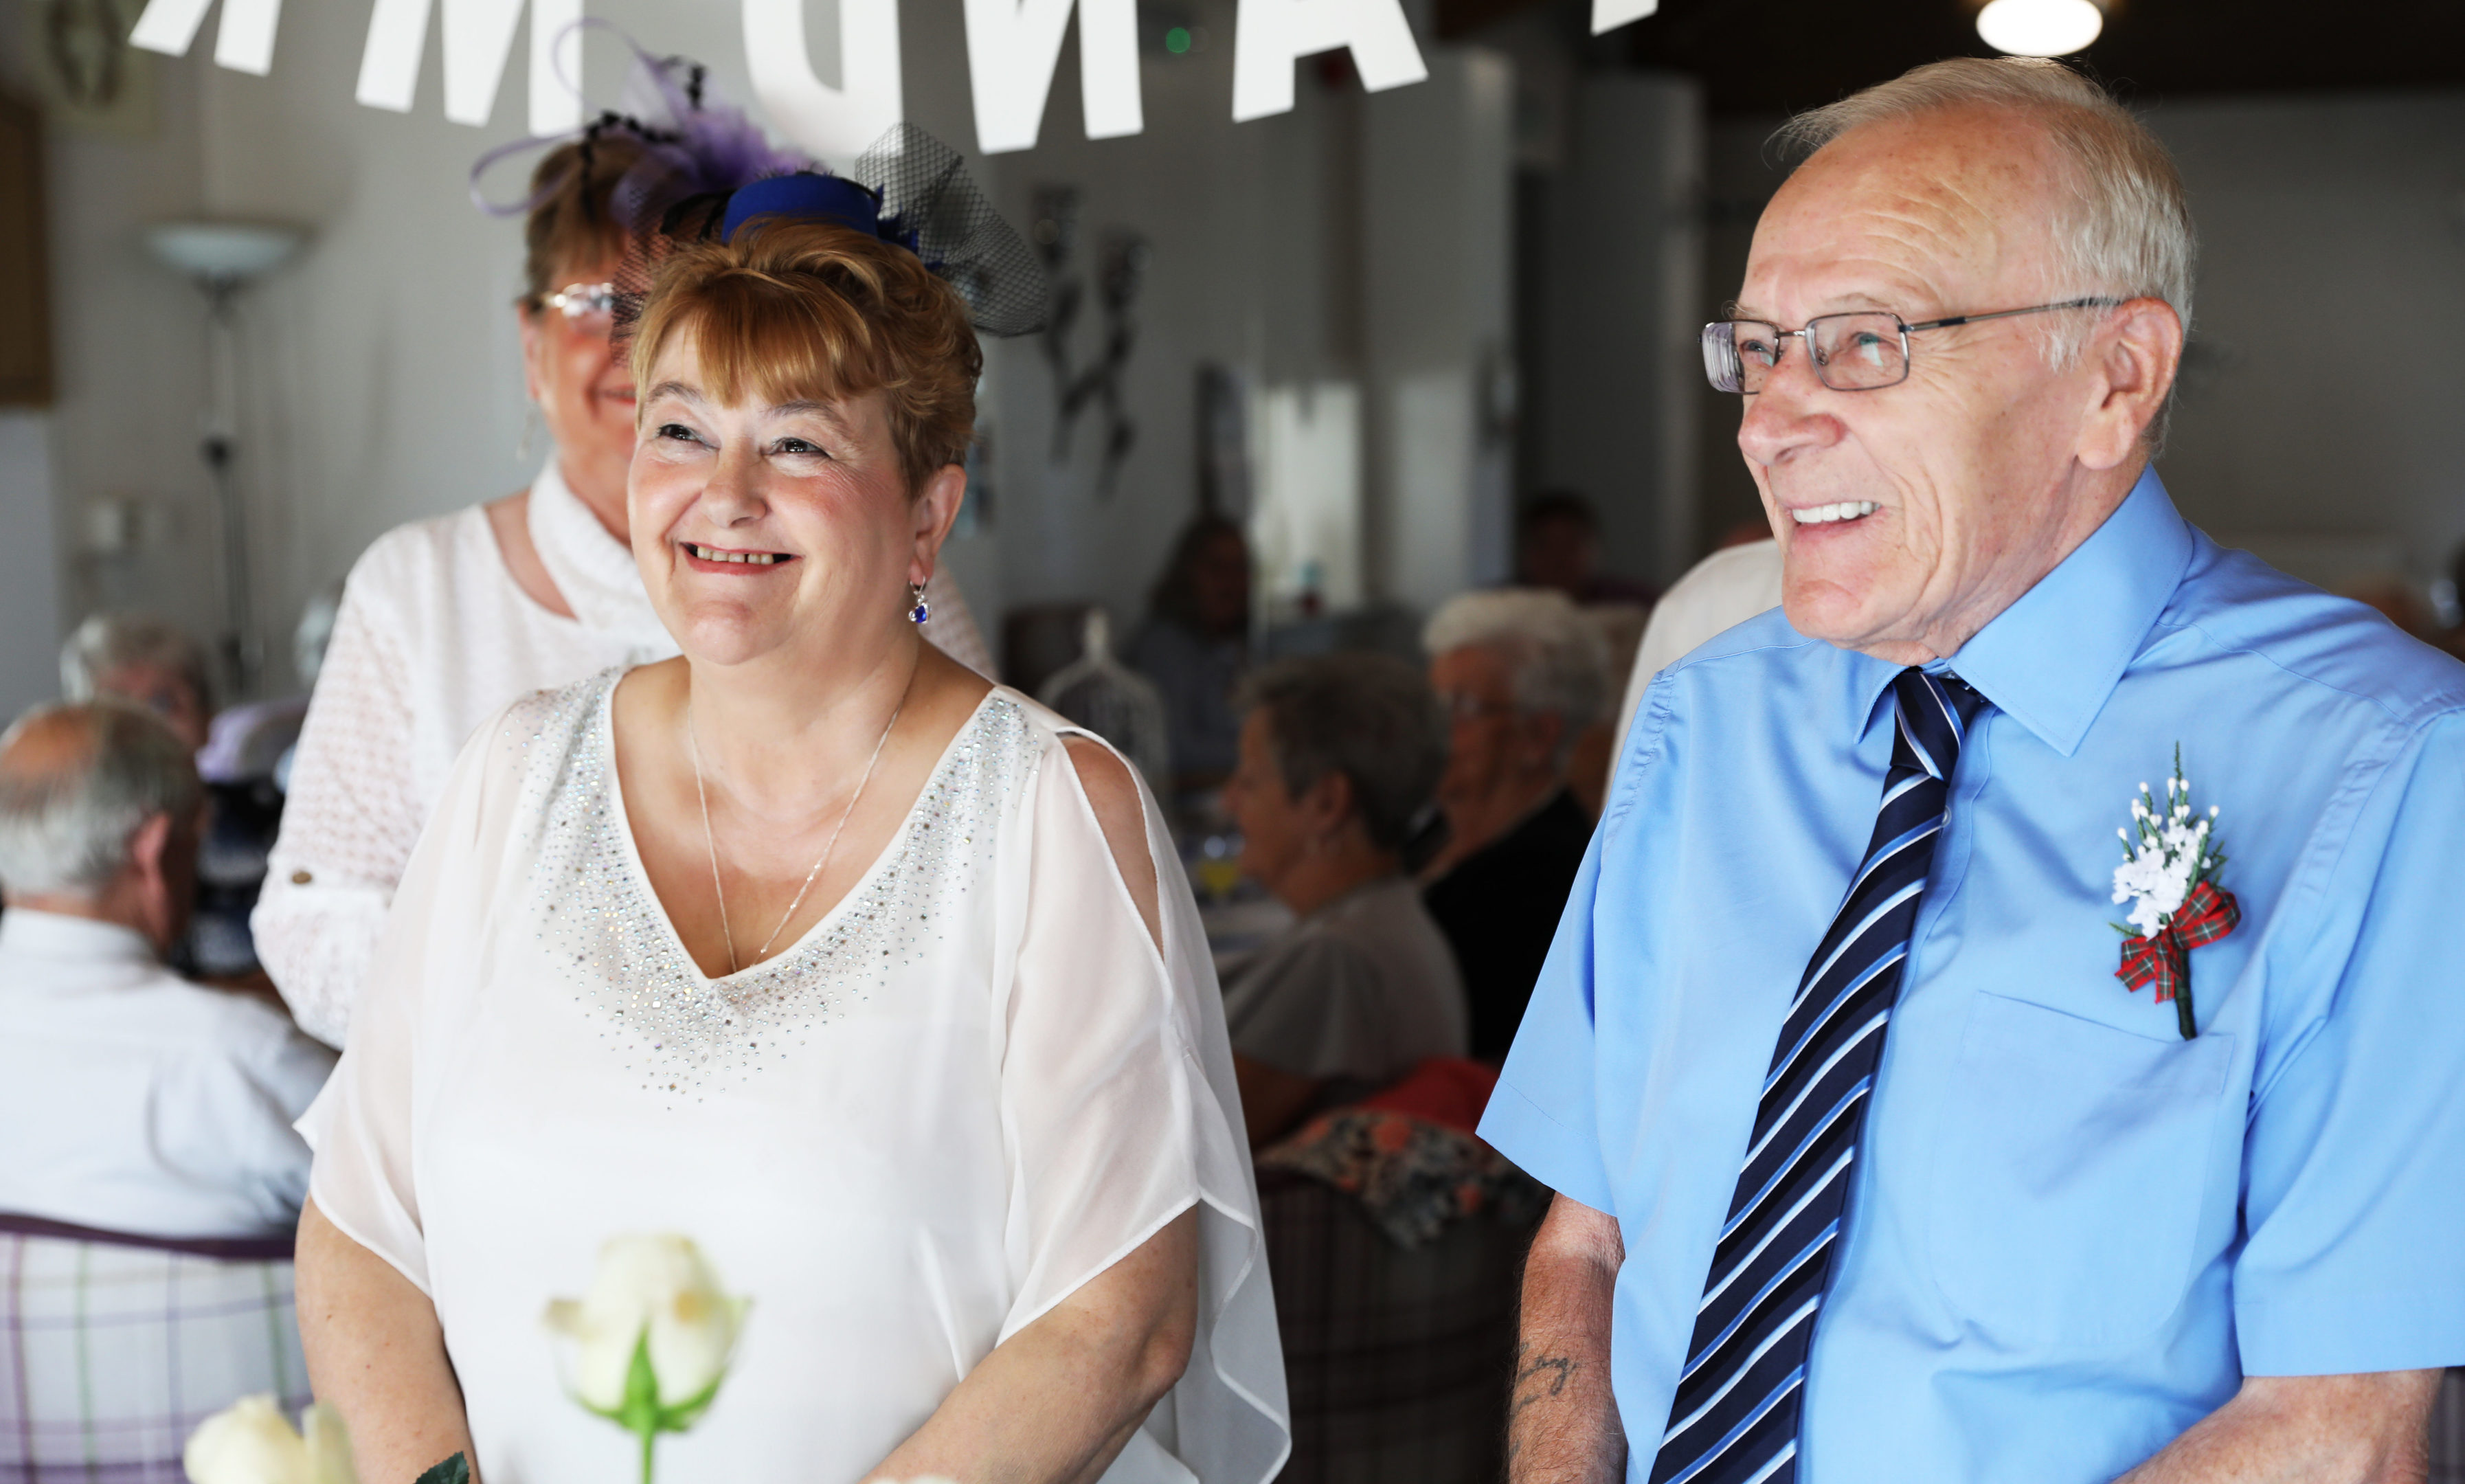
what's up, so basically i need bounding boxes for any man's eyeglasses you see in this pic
[534,281,620,323]
[1700,297,2121,394]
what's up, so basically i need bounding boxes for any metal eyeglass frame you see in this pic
[538,280,620,319]
[1701,297,2124,394]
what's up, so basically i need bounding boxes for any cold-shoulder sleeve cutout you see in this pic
[999,715,1291,1483]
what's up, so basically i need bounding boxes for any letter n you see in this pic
[963,0,1141,155]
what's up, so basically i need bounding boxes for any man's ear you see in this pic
[1305,769,1358,837]
[2078,296,2185,471]
[908,463,969,589]
[125,812,173,899]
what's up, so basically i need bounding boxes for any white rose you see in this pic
[184,1395,358,1484]
[544,1233,747,1413]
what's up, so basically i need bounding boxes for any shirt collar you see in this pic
[0,908,157,967]
[1836,468,2192,756]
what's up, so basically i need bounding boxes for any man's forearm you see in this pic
[1509,1193,1628,1483]
[2116,1370,2441,1484]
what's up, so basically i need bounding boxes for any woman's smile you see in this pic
[680,541,797,571]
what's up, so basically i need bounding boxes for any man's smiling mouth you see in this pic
[1791,501,1880,525]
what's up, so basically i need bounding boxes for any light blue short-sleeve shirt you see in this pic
[1481,470,2465,1483]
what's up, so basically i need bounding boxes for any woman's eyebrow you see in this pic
[645,381,705,405]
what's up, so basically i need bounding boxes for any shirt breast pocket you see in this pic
[1926,989,2232,1349]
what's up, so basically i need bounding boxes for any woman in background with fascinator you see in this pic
[253,49,994,1050]
[293,152,1288,1483]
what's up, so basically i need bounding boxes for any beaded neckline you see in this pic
[514,673,1033,1105]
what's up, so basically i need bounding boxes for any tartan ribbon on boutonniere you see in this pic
[2109,747,2238,1040]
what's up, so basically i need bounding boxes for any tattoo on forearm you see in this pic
[1510,1341,1582,1419]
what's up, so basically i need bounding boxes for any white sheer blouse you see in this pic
[256,462,992,1048]
[302,673,1288,1483]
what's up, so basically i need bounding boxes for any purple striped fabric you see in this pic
[1,1227,308,1482]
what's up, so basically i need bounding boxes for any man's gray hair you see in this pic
[1780,59,2196,374]
[0,702,202,897]
[1237,653,1450,855]
[1422,588,1612,745]
[60,612,216,714]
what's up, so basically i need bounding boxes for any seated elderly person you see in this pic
[0,702,334,1239]
[63,613,285,982]
[1419,589,1608,1061]
[1219,653,1466,1145]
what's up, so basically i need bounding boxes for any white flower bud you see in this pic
[183,1395,356,1484]
[545,1234,746,1413]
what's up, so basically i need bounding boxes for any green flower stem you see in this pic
[639,1425,657,1484]
[2176,960,2198,1042]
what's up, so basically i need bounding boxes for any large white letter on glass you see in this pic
[963,0,1140,155]
[1589,0,1654,34]
[354,0,585,133]
[128,0,283,76]
[743,0,903,162]
[1229,0,1425,123]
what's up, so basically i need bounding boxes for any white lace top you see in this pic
[255,462,991,1047]
[302,675,1290,1483]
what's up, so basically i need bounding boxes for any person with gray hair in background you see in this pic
[1418,589,1608,1061]
[63,613,290,982]
[0,702,332,1239]
[1217,653,1466,1146]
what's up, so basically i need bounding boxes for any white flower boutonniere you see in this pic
[2109,746,2240,1040]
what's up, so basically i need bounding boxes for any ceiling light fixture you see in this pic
[1976,0,2103,57]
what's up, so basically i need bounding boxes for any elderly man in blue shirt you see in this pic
[1482,57,2465,1484]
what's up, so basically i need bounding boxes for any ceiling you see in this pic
[1443,0,2465,114]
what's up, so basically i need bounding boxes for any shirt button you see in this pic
[291,869,313,884]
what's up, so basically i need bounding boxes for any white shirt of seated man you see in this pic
[255,243,993,1051]
[0,702,335,1240]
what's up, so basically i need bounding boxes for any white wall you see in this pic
[1529,74,1702,589]
[0,412,62,719]
[2150,91,2465,588]
[1362,47,1513,613]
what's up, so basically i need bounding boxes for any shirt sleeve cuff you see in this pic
[1478,1076,1614,1215]
[2236,1283,2465,1375]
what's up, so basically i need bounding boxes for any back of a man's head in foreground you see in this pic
[0,702,201,943]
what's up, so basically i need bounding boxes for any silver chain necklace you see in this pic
[686,692,906,975]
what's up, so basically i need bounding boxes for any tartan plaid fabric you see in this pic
[1261,1169,1535,1484]
[2116,880,2240,1005]
[1,1227,309,1483]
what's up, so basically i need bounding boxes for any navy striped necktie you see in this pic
[1649,667,1989,1484]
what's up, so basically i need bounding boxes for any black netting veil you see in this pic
[855,124,1047,339]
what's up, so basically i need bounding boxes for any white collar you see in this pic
[526,458,675,651]
[0,908,157,966]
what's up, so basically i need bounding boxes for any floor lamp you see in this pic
[146,221,302,698]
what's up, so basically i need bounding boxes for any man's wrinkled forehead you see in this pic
[1738,108,2060,320]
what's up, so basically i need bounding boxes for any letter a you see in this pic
[963,0,1140,155]
[743,0,904,162]
[1229,0,1426,123]
[128,0,283,76]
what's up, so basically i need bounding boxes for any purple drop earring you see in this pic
[908,582,931,625]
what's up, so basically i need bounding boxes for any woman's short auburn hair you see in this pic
[629,219,983,498]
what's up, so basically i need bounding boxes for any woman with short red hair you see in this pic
[294,159,1285,1484]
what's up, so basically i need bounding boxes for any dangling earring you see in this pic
[516,402,540,462]
[908,581,931,625]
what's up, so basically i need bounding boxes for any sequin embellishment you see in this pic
[509,673,1035,1105]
